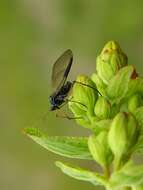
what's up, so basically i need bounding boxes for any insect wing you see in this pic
[51,49,73,91]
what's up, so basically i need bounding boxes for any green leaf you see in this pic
[127,78,143,97]
[24,127,92,160]
[133,106,143,129]
[110,161,143,188]
[106,66,134,102]
[56,161,106,186]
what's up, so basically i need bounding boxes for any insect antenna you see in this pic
[73,81,102,96]
[67,99,87,108]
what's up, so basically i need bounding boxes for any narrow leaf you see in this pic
[24,127,92,160]
[56,161,106,186]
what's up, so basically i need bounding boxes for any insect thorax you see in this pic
[59,81,72,95]
[49,81,72,110]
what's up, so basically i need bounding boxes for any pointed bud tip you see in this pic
[131,67,138,79]
[96,41,128,84]
[101,41,121,54]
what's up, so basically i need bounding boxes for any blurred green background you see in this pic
[1,0,143,190]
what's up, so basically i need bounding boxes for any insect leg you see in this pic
[55,99,85,120]
[57,100,68,109]
[56,112,82,120]
[57,98,87,109]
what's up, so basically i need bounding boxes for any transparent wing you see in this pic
[51,49,73,90]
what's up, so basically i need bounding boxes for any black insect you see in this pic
[49,49,101,112]
[49,49,73,111]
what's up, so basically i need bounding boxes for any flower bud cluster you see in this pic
[68,41,142,171]
[25,41,143,190]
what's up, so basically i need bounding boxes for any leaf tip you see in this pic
[55,161,62,168]
[22,127,43,137]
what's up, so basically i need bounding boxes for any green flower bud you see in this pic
[69,101,92,128]
[69,75,98,117]
[88,131,113,168]
[91,73,107,96]
[108,112,127,159]
[127,113,139,150]
[128,94,143,113]
[94,97,111,119]
[108,112,138,159]
[96,41,128,84]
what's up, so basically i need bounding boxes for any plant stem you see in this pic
[113,156,121,171]
[104,165,110,179]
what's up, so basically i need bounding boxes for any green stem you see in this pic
[103,165,110,179]
[113,156,121,171]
